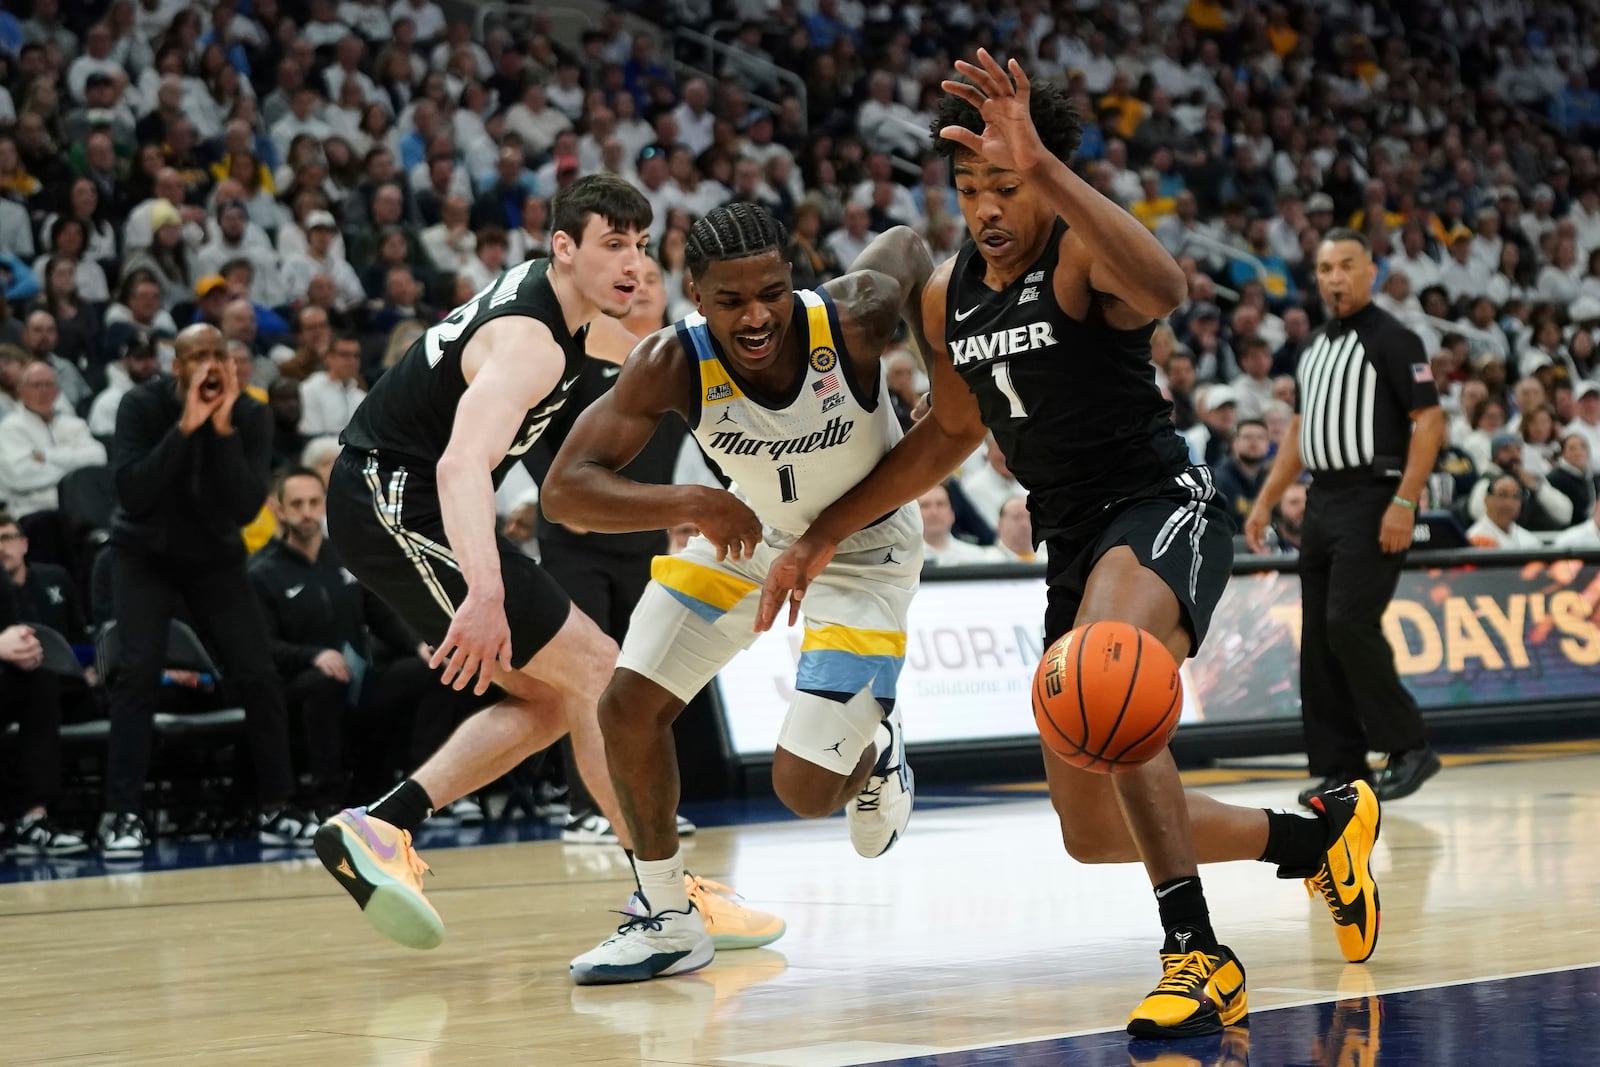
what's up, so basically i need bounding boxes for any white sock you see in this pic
[634,851,688,914]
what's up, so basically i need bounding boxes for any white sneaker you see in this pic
[563,812,696,844]
[569,903,715,985]
[439,797,484,825]
[847,707,913,858]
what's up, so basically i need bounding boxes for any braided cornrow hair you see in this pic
[684,202,790,278]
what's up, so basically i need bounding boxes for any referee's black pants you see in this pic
[105,546,295,814]
[1299,479,1427,779]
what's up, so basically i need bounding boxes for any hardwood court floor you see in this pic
[4,753,1599,1066]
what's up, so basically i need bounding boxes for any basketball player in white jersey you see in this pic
[542,203,934,984]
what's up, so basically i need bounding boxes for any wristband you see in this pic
[1391,495,1416,511]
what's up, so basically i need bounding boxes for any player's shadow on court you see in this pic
[570,949,789,1058]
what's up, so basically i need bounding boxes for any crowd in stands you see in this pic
[4,0,1600,852]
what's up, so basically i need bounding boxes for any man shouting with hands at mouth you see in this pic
[100,322,304,859]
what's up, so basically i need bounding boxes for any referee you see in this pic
[1246,228,1446,809]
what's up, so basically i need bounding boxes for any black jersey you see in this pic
[945,218,1192,537]
[527,353,689,556]
[340,258,589,487]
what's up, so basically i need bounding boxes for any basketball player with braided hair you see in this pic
[755,52,1383,1040]
[544,203,934,984]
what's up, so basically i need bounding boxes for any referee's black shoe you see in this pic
[1299,771,1371,810]
[1374,746,1441,802]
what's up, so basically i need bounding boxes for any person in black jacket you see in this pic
[100,324,305,859]
[251,468,478,810]
[0,512,88,855]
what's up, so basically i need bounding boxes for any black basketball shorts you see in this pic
[1041,466,1235,656]
[326,449,572,669]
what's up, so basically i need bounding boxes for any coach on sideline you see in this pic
[1245,228,1446,810]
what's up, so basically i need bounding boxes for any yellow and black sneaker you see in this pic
[1127,944,1248,1039]
[1306,780,1381,963]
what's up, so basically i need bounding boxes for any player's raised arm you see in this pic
[431,316,566,690]
[541,332,763,561]
[825,225,936,364]
[940,49,1186,321]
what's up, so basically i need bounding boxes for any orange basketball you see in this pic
[1031,621,1183,773]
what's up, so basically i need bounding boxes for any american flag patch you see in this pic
[812,372,838,394]
[1412,363,1433,383]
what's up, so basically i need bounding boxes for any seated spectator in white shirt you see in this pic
[856,71,925,160]
[823,202,878,275]
[458,226,508,294]
[88,334,162,438]
[420,195,477,278]
[298,334,367,438]
[991,494,1047,563]
[960,434,1024,529]
[919,483,999,566]
[0,363,106,518]
[281,211,366,311]
[1553,496,1600,550]
[1466,473,1544,549]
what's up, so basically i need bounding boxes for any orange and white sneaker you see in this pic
[314,808,443,950]
[684,873,787,950]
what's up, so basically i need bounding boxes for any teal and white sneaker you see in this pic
[570,902,715,986]
[847,707,914,858]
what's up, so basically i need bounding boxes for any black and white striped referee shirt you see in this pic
[1294,302,1439,477]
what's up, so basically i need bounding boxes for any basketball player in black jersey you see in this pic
[308,174,747,952]
[756,52,1384,1040]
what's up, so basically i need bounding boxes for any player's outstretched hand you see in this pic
[694,486,763,562]
[939,49,1046,173]
[430,590,513,695]
[1243,500,1273,555]
[754,534,837,632]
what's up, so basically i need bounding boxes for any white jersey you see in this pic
[678,288,920,554]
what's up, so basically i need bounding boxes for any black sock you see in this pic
[1260,808,1327,877]
[1154,875,1217,953]
[368,778,434,834]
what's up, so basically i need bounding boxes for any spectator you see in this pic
[1553,496,1600,551]
[1232,337,1275,420]
[1267,480,1307,556]
[1165,349,1199,431]
[122,200,196,310]
[23,310,93,414]
[882,347,918,431]
[89,333,162,438]
[1565,382,1600,473]
[100,324,305,858]
[251,467,447,812]
[1211,417,1272,523]
[1548,433,1598,522]
[918,483,996,566]
[0,515,86,855]
[1466,473,1542,549]
[960,435,1025,529]
[0,362,105,518]
[281,211,365,312]
[420,195,477,278]
[1181,383,1236,467]
[31,254,103,377]
[298,333,366,438]
[823,202,877,275]
[992,495,1045,563]
[1465,433,1572,532]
